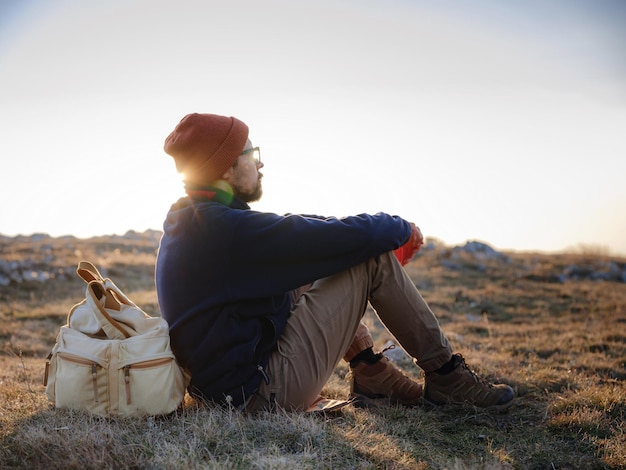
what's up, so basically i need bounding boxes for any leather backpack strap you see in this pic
[76,261,105,284]
[87,281,132,339]
[77,261,140,311]
[103,278,139,309]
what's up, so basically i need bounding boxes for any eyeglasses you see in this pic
[240,146,261,165]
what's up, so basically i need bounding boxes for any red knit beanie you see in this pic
[164,113,249,184]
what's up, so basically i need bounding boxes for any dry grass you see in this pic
[1,234,625,469]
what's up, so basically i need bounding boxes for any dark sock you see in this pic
[431,354,459,375]
[350,348,381,368]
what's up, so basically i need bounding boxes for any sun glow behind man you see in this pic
[0,0,624,254]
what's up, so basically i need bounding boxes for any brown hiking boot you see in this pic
[349,353,423,407]
[424,354,515,410]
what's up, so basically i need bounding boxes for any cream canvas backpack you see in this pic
[44,261,188,416]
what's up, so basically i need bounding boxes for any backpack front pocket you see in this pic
[118,355,184,415]
[52,351,110,415]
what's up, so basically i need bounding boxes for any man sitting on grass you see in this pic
[155,112,515,412]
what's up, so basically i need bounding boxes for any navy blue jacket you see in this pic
[155,195,412,406]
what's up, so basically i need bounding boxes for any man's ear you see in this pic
[221,166,234,182]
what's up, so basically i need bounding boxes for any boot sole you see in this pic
[350,393,423,409]
[422,395,515,411]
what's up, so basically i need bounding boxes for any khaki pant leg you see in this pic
[368,252,453,372]
[247,252,452,412]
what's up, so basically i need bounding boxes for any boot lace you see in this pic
[456,354,494,389]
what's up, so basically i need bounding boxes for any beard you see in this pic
[235,178,263,203]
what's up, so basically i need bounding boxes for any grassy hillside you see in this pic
[1,233,624,469]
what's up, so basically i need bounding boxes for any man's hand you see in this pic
[393,223,424,266]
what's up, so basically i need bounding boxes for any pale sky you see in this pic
[1,0,625,254]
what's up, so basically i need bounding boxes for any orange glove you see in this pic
[393,223,424,266]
